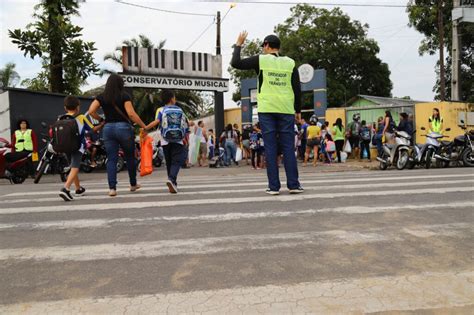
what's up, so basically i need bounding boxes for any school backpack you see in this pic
[360,126,371,141]
[51,115,81,154]
[161,105,187,143]
[326,140,336,152]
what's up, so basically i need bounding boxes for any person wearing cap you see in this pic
[231,31,303,195]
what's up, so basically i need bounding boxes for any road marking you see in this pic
[0,223,469,262]
[4,179,474,204]
[2,270,471,314]
[1,186,473,215]
[1,201,471,231]
[4,173,473,197]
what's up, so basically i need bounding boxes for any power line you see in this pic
[186,18,216,51]
[214,1,410,8]
[115,0,216,17]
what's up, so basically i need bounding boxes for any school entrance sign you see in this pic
[121,74,229,92]
[118,46,229,136]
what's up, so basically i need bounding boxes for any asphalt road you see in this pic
[0,164,473,314]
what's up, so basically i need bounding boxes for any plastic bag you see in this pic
[140,132,153,177]
[236,148,243,162]
[341,151,348,163]
[343,141,352,153]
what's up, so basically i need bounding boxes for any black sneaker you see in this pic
[75,186,86,197]
[59,188,74,201]
[289,187,304,194]
[265,189,280,195]
[166,180,178,194]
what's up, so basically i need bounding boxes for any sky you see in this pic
[0,0,440,108]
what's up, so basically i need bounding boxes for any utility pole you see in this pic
[216,11,221,55]
[438,0,446,101]
[214,10,225,144]
[452,0,461,101]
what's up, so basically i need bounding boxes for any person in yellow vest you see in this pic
[428,108,443,134]
[7,119,38,176]
[231,32,303,195]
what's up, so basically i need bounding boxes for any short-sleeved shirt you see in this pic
[95,92,132,123]
[307,125,321,139]
[71,114,93,153]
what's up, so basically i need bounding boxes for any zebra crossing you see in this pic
[0,167,473,313]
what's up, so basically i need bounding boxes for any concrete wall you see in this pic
[0,90,11,140]
[414,102,474,144]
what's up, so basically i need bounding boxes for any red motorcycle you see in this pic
[0,137,30,184]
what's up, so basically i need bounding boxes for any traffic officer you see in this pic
[231,31,303,195]
[7,119,38,176]
[429,108,443,134]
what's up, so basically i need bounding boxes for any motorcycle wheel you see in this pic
[11,171,27,184]
[81,164,93,173]
[34,159,48,184]
[153,158,162,168]
[396,150,409,170]
[462,148,474,167]
[116,156,125,173]
[425,149,434,169]
[379,157,388,170]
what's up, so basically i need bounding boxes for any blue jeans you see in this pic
[103,122,137,189]
[259,113,300,191]
[163,143,185,185]
[225,140,237,165]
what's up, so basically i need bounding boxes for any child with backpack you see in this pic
[359,120,372,162]
[58,96,103,201]
[144,90,188,194]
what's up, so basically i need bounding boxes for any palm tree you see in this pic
[0,62,20,88]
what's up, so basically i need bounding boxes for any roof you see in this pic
[1,87,94,100]
[347,95,426,107]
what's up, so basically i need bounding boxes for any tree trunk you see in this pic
[47,0,64,93]
[438,0,446,101]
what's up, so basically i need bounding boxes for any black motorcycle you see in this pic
[434,120,474,167]
[34,122,70,184]
[80,137,125,173]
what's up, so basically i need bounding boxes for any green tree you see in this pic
[0,62,20,88]
[9,0,98,94]
[227,39,262,102]
[229,5,393,107]
[275,4,392,107]
[407,0,474,102]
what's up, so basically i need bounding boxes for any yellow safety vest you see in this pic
[15,129,33,152]
[429,116,443,133]
[332,126,345,141]
[257,54,295,114]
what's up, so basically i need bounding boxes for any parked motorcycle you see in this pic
[376,130,411,170]
[34,123,70,184]
[419,127,451,169]
[434,121,474,167]
[80,137,124,173]
[0,138,30,184]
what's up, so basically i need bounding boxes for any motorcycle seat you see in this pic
[441,141,451,146]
